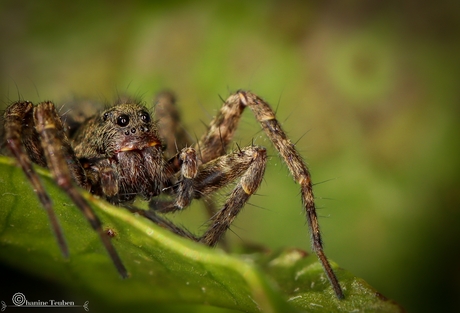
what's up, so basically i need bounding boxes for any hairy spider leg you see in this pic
[146,145,267,246]
[192,91,343,299]
[155,91,192,159]
[33,102,128,278]
[194,93,245,165]
[197,145,267,246]
[150,146,198,214]
[4,101,68,258]
[5,101,128,279]
[154,93,225,227]
[238,91,344,299]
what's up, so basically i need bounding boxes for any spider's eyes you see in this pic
[117,114,130,127]
[139,111,150,123]
[102,112,109,121]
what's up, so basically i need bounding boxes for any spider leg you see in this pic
[83,158,120,201]
[194,91,343,298]
[238,91,344,299]
[147,145,266,247]
[4,101,68,258]
[125,146,197,238]
[195,93,245,164]
[190,95,250,249]
[126,205,196,240]
[155,91,192,159]
[154,92,230,227]
[173,146,198,209]
[152,146,198,214]
[33,101,128,278]
[197,145,267,246]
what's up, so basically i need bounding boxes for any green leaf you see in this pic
[0,156,403,312]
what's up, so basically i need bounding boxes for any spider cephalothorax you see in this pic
[70,102,168,203]
[3,90,344,299]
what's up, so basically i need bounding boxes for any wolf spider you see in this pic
[3,90,343,299]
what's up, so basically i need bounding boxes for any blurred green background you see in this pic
[0,0,459,312]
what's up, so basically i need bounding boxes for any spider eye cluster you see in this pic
[101,107,150,130]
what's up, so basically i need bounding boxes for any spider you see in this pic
[3,90,344,299]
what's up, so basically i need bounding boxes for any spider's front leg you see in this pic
[195,91,344,299]
[239,91,344,299]
[5,101,128,278]
[150,146,198,214]
[35,102,128,278]
[4,101,68,257]
[196,145,267,246]
[149,144,267,246]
